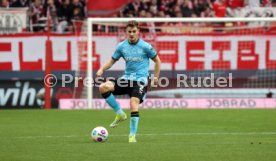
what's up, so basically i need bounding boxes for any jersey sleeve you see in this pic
[145,43,157,59]
[112,45,122,60]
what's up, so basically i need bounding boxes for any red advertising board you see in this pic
[1,33,276,71]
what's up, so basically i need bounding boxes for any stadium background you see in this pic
[1,1,276,161]
[1,0,276,109]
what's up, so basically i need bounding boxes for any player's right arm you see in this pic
[96,43,123,77]
[96,59,117,77]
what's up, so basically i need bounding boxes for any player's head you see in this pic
[126,20,139,44]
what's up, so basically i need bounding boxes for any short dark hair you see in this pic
[126,20,139,28]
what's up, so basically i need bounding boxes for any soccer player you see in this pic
[96,20,161,143]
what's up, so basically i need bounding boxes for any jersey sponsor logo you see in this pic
[125,56,144,61]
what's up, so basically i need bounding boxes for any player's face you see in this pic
[126,26,139,43]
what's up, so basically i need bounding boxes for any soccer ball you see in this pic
[91,126,108,142]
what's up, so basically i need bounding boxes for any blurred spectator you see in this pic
[157,10,166,17]
[261,0,272,7]
[138,9,146,17]
[159,0,176,12]
[212,0,228,17]
[1,0,10,8]
[72,7,84,20]
[227,0,244,8]
[272,0,276,7]
[43,0,59,31]
[149,0,158,15]
[66,21,74,32]
[180,0,193,17]
[10,0,30,7]
[56,0,72,33]
[172,5,181,17]
[58,0,72,22]
[245,0,271,7]
[245,0,260,7]
[201,5,214,17]
[194,0,212,17]
[29,0,44,31]
[71,0,85,20]
[227,0,245,17]
[10,0,21,7]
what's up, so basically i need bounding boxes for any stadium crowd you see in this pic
[119,0,275,18]
[0,0,276,33]
[0,0,86,32]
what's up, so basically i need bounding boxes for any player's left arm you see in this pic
[151,55,161,87]
[145,43,161,87]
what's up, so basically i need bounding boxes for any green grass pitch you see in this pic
[0,109,276,161]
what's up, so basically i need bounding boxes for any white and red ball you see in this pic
[91,126,108,142]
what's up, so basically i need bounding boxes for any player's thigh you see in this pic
[130,84,147,104]
[111,78,130,95]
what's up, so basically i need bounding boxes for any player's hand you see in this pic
[96,69,103,77]
[150,77,158,88]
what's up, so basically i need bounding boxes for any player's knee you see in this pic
[99,82,113,94]
[99,83,108,93]
[130,97,140,111]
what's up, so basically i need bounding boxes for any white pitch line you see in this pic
[138,132,276,136]
[6,132,276,139]
[10,135,84,139]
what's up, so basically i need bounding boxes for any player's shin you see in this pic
[101,91,124,114]
[130,111,139,136]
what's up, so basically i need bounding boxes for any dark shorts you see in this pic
[110,78,148,104]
